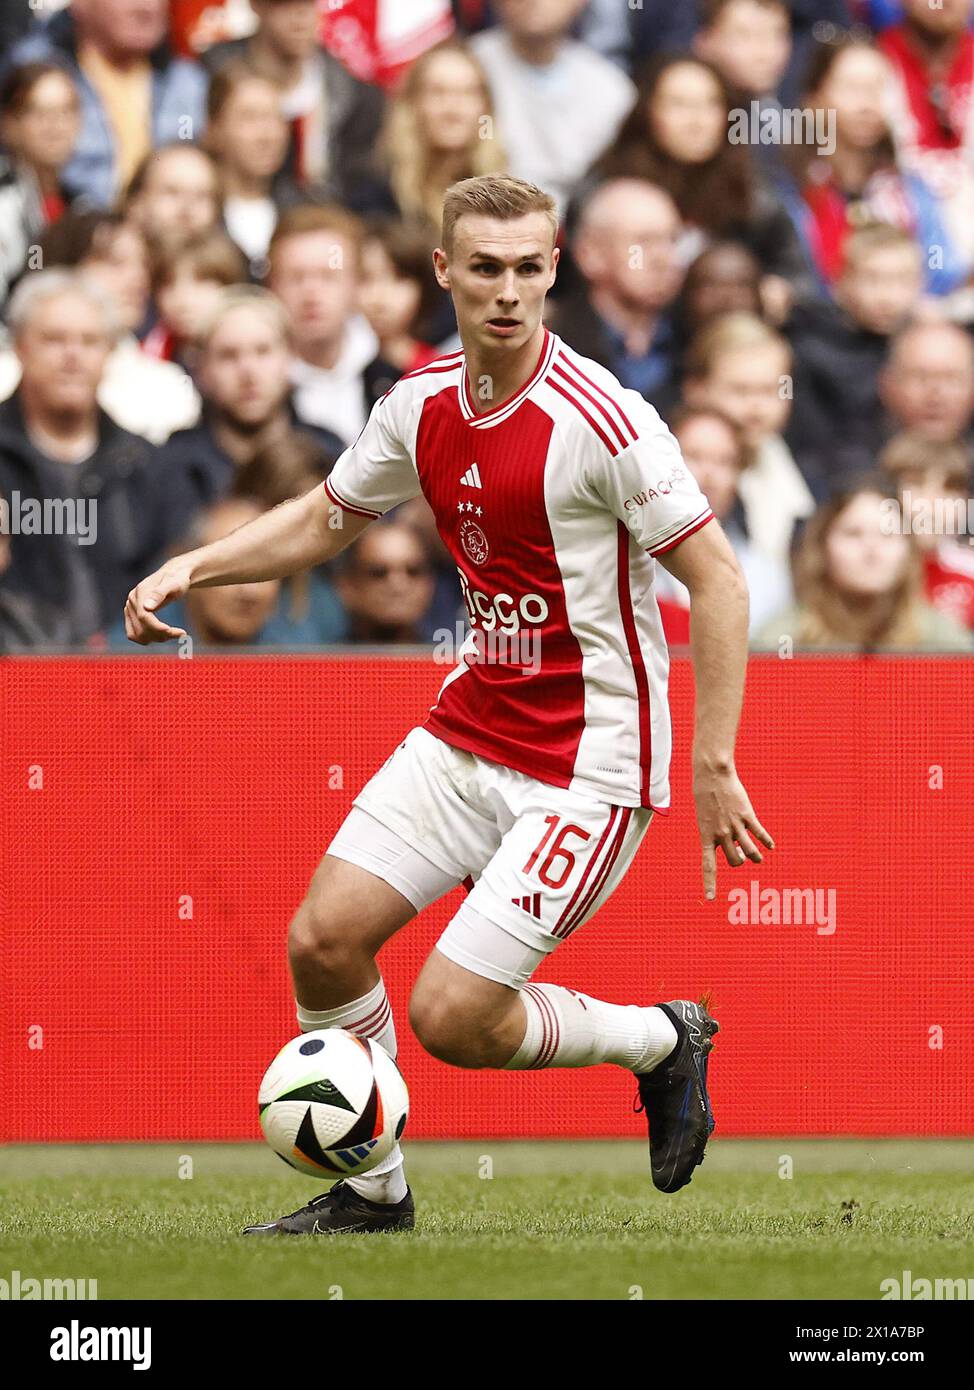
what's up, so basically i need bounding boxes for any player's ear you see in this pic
[432,248,451,291]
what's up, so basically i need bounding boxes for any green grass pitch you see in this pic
[2,1140,973,1301]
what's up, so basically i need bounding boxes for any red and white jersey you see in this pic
[323,328,713,811]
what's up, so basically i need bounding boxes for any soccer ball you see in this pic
[258,1029,409,1178]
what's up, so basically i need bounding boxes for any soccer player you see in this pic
[125,175,773,1235]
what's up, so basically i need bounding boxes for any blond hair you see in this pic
[880,431,971,488]
[685,310,791,380]
[842,222,921,274]
[381,40,507,232]
[441,174,558,254]
[198,284,290,350]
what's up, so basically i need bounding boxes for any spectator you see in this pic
[8,0,207,209]
[0,482,74,650]
[880,0,974,274]
[684,310,817,562]
[471,0,635,217]
[200,0,386,207]
[160,284,343,538]
[576,0,700,73]
[335,522,436,645]
[267,204,377,444]
[548,178,684,410]
[0,270,169,644]
[110,494,315,649]
[880,430,974,630]
[655,404,793,635]
[674,241,764,346]
[381,39,506,233]
[879,321,974,445]
[233,431,348,644]
[39,209,152,338]
[358,219,443,412]
[397,493,465,639]
[593,54,810,317]
[694,0,793,107]
[774,32,966,299]
[787,224,926,486]
[204,64,293,277]
[124,142,222,251]
[581,0,856,94]
[753,478,973,650]
[142,229,247,369]
[0,63,81,304]
[0,211,200,443]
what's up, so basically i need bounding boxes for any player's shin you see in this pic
[296,978,408,1203]
[502,983,679,1073]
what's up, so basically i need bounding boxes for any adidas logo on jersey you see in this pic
[460,462,483,488]
[512,893,542,919]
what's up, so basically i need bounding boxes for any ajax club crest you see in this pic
[460,517,490,566]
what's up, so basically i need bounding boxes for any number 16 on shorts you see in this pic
[481,802,652,943]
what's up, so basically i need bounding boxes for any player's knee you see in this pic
[409,987,506,1069]
[288,898,361,981]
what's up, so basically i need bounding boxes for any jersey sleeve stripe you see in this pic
[645,509,714,556]
[557,349,638,443]
[552,358,632,452]
[548,377,620,455]
[323,476,382,520]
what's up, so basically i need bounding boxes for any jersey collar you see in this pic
[458,327,558,429]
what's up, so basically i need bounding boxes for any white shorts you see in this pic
[326,727,652,989]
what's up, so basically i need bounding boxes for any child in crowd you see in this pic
[358,218,445,411]
[143,230,247,372]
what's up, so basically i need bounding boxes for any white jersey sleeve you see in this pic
[323,387,422,519]
[586,396,714,555]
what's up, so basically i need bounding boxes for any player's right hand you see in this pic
[124,561,193,644]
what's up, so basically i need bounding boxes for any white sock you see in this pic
[503,984,678,1073]
[295,978,408,1204]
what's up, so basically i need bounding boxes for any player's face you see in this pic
[435,213,558,353]
[825,492,911,598]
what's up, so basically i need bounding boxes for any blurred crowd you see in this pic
[1,0,974,654]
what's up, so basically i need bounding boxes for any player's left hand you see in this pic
[693,762,774,902]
